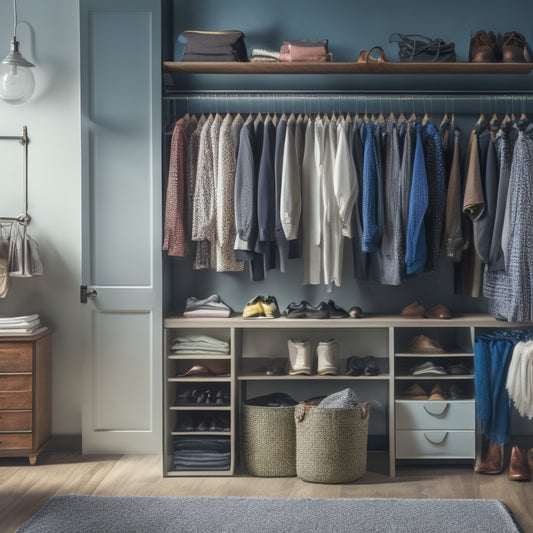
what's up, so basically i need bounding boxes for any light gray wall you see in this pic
[0,1,81,436]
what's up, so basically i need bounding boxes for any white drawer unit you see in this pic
[396,429,475,459]
[395,400,475,431]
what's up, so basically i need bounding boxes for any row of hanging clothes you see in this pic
[162,105,533,321]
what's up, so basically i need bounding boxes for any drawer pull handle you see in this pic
[424,432,448,445]
[423,404,450,417]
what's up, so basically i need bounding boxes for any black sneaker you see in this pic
[283,301,307,318]
[305,301,329,319]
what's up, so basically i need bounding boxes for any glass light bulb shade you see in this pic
[0,62,35,104]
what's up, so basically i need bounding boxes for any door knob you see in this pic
[80,285,98,303]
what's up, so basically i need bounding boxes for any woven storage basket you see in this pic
[241,404,296,477]
[295,402,369,483]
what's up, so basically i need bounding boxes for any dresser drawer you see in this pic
[0,374,32,392]
[0,344,33,372]
[0,410,32,431]
[0,433,32,450]
[396,430,475,459]
[0,391,32,409]
[395,400,475,430]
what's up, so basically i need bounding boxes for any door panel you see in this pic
[80,0,161,453]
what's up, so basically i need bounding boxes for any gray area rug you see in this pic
[17,494,522,533]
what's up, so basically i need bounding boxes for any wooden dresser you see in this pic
[0,329,52,465]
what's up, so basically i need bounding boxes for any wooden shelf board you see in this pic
[163,61,533,75]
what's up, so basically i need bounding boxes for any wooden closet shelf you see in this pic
[163,61,533,75]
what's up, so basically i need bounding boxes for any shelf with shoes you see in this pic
[163,326,238,476]
[162,313,521,477]
[163,61,533,75]
[392,321,476,463]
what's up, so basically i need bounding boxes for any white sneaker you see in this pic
[287,339,311,375]
[317,339,338,375]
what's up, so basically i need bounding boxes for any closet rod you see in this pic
[164,90,533,98]
[0,126,30,226]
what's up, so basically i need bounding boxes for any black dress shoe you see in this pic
[346,356,364,376]
[305,301,329,319]
[363,356,379,376]
[447,383,471,400]
[283,301,307,318]
[327,300,349,319]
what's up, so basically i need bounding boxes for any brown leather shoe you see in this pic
[475,441,504,474]
[401,300,429,318]
[428,383,447,401]
[469,30,497,62]
[502,31,527,62]
[509,445,531,481]
[408,334,445,353]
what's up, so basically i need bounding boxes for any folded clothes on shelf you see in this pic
[249,48,280,62]
[244,392,298,407]
[183,294,232,318]
[172,436,231,470]
[171,334,230,354]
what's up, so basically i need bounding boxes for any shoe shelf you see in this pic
[395,375,474,380]
[237,373,390,380]
[168,376,232,383]
[395,351,473,358]
[163,61,533,75]
[162,314,521,477]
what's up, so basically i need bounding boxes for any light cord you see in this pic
[12,0,17,39]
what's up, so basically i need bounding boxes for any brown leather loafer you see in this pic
[475,441,504,474]
[428,383,447,401]
[469,30,497,62]
[400,300,429,318]
[509,445,531,481]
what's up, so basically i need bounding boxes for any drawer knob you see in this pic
[423,403,449,417]
[424,432,448,445]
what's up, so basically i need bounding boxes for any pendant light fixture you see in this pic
[0,0,35,104]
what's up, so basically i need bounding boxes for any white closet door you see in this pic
[80,0,162,453]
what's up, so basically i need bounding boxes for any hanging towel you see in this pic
[8,222,43,278]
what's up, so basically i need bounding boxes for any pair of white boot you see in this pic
[287,338,338,376]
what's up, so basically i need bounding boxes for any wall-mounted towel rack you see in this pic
[0,126,30,225]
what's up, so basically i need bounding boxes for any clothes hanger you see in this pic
[422,112,430,126]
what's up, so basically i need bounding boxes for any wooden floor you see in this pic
[1,452,532,532]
